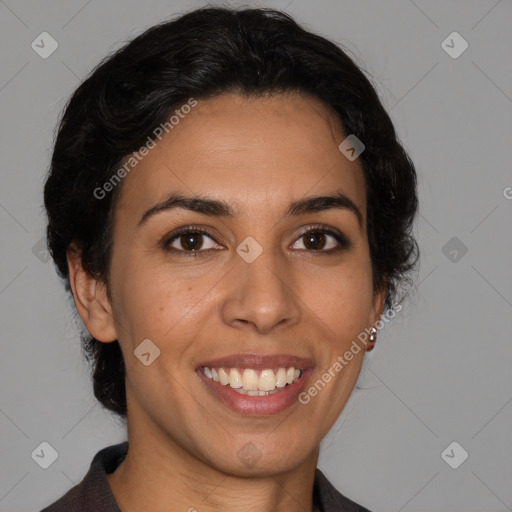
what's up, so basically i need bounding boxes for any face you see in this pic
[78,92,385,476]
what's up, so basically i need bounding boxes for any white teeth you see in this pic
[233,388,280,396]
[202,366,303,392]
[242,369,259,391]
[259,369,276,391]
[218,368,230,386]
[275,368,287,388]
[229,368,243,388]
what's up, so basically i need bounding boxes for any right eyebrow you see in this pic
[138,193,234,227]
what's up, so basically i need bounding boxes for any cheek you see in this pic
[299,258,375,342]
[110,256,217,345]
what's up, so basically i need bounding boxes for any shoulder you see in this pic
[39,442,128,512]
[314,468,374,512]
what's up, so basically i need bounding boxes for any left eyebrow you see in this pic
[285,192,363,228]
[137,191,363,228]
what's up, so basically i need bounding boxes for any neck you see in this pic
[107,425,320,512]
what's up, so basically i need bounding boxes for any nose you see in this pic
[220,247,301,335]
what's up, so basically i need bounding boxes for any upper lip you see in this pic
[197,353,313,370]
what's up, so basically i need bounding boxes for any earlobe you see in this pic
[365,285,387,352]
[66,243,117,343]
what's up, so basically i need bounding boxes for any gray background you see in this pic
[1,1,511,511]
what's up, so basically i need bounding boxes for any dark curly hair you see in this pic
[44,6,419,419]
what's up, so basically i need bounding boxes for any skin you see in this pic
[67,92,386,512]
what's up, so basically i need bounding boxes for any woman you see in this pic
[41,6,418,511]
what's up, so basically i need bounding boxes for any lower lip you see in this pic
[197,369,312,416]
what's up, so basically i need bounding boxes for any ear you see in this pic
[369,283,387,325]
[67,243,117,343]
[364,282,387,352]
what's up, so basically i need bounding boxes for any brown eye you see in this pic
[164,228,221,254]
[291,226,349,253]
[302,231,329,250]
[177,233,206,251]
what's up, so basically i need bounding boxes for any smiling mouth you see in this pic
[201,366,303,396]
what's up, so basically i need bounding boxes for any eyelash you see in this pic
[162,224,350,257]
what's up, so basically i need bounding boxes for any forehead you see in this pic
[115,92,366,222]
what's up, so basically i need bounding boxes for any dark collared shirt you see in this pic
[40,442,372,512]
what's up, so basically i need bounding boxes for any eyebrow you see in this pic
[138,191,363,228]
